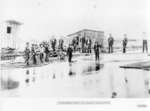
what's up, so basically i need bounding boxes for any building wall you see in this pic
[84,30,104,45]
[0,22,21,49]
[67,29,104,47]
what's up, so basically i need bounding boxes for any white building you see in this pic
[0,20,22,49]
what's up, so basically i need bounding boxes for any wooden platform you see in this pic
[1,57,67,69]
[120,61,150,70]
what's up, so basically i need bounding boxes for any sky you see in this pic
[0,0,149,42]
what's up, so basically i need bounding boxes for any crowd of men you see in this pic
[107,32,148,54]
[107,34,128,54]
[24,39,65,66]
[24,32,149,66]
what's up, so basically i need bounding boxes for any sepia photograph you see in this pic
[0,0,150,110]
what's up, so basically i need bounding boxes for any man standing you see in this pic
[31,44,37,65]
[81,37,86,53]
[67,44,73,63]
[87,39,92,53]
[108,34,114,53]
[39,44,45,63]
[142,32,148,53]
[94,42,100,61]
[24,42,30,66]
[44,44,50,62]
[122,34,128,53]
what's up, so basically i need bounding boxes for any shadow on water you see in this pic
[1,79,19,90]
[82,63,104,75]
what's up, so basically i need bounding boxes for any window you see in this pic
[7,26,11,34]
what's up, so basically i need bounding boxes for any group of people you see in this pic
[107,32,149,54]
[24,38,67,66]
[94,32,149,63]
[24,32,149,66]
[71,36,92,53]
[108,34,128,54]
[93,33,128,62]
[24,42,50,66]
[24,40,74,66]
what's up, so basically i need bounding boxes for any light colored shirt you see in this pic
[40,47,45,53]
[142,33,147,40]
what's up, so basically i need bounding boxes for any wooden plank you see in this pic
[120,61,150,70]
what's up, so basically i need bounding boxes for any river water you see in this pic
[0,53,150,98]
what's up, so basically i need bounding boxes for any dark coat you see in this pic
[67,47,73,57]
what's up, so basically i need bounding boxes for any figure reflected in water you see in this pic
[95,63,100,71]
[82,63,103,74]
[52,73,56,79]
[68,70,73,76]
[26,70,30,75]
[68,65,76,76]
[148,80,150,94]
[124,77,128,83]
[25,78,29,83]
[32,77,36,82]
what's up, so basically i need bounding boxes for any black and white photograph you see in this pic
[0,0,150,110]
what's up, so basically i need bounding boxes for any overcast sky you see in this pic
[0,0,149,42]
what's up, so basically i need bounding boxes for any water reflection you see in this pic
[26,70,30,75]
[32,77,36,82]
[122,68,150,97]
[124,77,128,83]
[95,63,101,71]
[68,69,76,76]
[25,78,29,83]
[1,78,19,90]
[1,55,150,98]
[68,64,76,76]
[82,63,104,74]
[52,73,56,79]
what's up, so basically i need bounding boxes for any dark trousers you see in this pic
[45,53,49,62]
[123,45,126,53]
[33,55,37,64]
[68,55,72,63]
[108,45,113,53]
[143,40,148,53]
[40,53,44,63]
[95,52,99,61]
[88,47,91,53]
[25,55,30,66]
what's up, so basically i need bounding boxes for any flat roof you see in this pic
[67,29,104,37]
[5,20,23,25]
